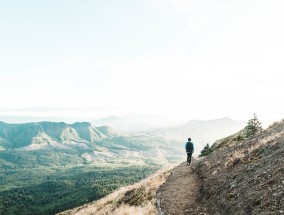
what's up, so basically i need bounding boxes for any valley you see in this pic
[0,119,245,214]
[0,121,181,214]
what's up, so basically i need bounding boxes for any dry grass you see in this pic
[197,120,284,214]
[57,166,174,215]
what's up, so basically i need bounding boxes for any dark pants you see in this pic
[187,152,192,165]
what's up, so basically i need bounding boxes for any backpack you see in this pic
[186,141,194,152]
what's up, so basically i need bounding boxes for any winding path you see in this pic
[157,162,210,215]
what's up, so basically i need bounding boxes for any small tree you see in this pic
[246,113,263,137]
[199,143,213,157]
[233,133,245,143]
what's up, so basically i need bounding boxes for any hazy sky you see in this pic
[1,0,284,121]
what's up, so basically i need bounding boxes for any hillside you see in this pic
[57,167,174,215]
[196,120,284,214]
[158,119,284,214]
[0,121,116,149]
[0,121,182,166]
[2,119,281,215]
[0,121,182,214]
[59,119,284,215]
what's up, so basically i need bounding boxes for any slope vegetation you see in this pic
[0,121,182,214]
[197,120,284,214]
[57,120,284,215]
[57,167,173,215]
[0,121,183,168]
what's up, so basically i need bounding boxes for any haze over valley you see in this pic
[1,0,284,214]
[0,117,247,214]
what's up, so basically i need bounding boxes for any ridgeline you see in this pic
[60,119,284,215]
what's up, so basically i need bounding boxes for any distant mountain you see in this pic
[0,121,109,149]
[0,118,249,214]
[165,118,245,138]
[0,118,247,162]
[59,119,284,215]
[93,114,183,131]
[0,121,183,166]
[147,118,246,153]
[0,121,183,214]
[93,116,247,152]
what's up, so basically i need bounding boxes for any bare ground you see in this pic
[197,120,284,215]
[157,161,210,215]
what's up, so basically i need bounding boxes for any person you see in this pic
[185,138,194,166]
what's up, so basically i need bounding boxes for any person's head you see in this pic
[188,137,191,141]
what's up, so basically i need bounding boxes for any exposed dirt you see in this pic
[157,162,210,215]
[58,120,284,215]
[157,121,284,215]
[197,120,284,215]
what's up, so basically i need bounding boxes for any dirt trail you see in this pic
[157,162,210,215]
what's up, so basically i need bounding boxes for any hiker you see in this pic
[185,138,194,165]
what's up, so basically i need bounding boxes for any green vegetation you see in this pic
[199,143,213,157]
[233,133,245,143]
[0,121,184,215]
[211,114,263,151]
[0,164,159,215]
[245,113,263,137]
[0,145,175,215]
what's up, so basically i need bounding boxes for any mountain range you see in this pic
[0,118,247,166]
[0,118,248,214]
[0,121,183,168]
[147,117,246,153]
[0,121,180,214]
[58,119,284,215]
[0,121,112,149]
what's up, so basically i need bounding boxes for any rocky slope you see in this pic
[196,120,284,214]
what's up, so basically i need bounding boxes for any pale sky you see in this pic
[1,0,284,121]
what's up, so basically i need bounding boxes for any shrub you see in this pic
[233,133,245,143]
[199,143,213,157]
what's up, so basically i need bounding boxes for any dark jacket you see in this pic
[185,141,194,153]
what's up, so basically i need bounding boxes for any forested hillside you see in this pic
[0,121,182,214]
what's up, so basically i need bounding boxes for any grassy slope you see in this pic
[57,167,174,215]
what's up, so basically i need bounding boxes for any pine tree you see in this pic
[246,113,263,137]
[199,143,213,157]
